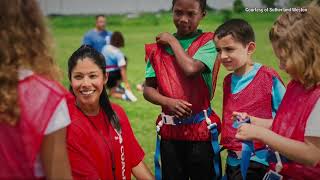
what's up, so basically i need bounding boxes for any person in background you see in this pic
[136,81,145,92]
[0,0,72,179]
[83,14,112,52]
[101,31,137,102]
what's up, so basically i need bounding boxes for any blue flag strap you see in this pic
[241,140,254,180]
[154,107,216,180]
[154,133,162,180]
[208,124,222,180]
[233,118,254,180]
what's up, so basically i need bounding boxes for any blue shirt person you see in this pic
[82,15,112,52]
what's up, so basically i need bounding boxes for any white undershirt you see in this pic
[19,69,71,177]
[305,99,320,137]
[34,99,71,177]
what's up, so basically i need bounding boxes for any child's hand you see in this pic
[232,112,250,122]
[165,98,192,119]
[156,33,176,45]
[235,123,262,141]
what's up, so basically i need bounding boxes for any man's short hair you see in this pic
[95,14,105,20]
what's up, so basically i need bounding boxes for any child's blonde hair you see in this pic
[0,0,60,125]
[269,2,320,88]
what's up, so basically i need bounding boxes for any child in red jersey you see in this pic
[236,2,320,179]
[144,0,221,179]
[214,18,286,180]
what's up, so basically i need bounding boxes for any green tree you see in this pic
[233,0,245,13]
[221,9,232,22]
[289,0,312,7]
[261,0,277,8]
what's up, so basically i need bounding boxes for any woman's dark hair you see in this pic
[68,45,121,132]
[110,31,124,48]
[172,0,207,12]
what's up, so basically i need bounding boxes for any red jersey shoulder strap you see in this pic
[187,32,214,57]
[145,32,214,62]
[145,43,158,62]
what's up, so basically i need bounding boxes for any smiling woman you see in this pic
[66,45,154,180]
[70,57,107,116]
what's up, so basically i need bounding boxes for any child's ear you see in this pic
[247,42,256,55]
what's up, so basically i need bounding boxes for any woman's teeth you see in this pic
[81,90,94,95]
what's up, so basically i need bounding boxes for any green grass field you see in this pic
[49,11,289,173]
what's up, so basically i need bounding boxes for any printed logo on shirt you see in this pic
[115,131,126,180]
[120,145,126,180]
